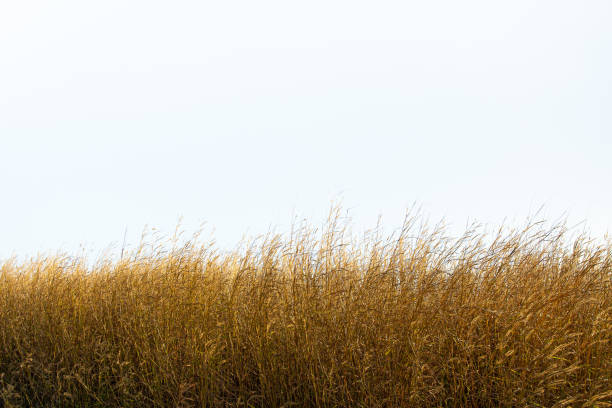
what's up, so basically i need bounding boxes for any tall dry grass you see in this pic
[0,208,610,407]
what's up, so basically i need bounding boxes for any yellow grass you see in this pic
[0,207,610,407]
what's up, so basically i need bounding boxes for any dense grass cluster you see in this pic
[0,208,610,407]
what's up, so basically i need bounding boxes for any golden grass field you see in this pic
[0,208,610,407]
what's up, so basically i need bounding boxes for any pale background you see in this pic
[1,0,611,260]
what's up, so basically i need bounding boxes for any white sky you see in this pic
[1,0,611,259]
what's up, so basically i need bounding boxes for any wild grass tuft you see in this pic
[0,207,610,407]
